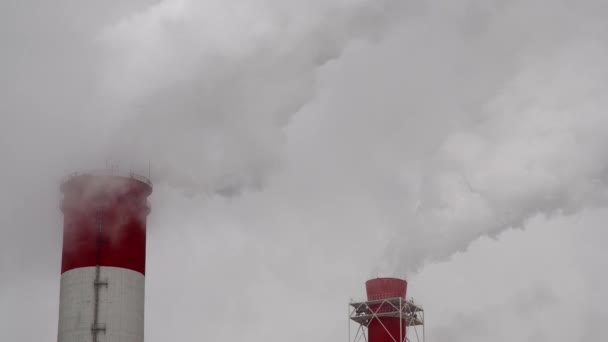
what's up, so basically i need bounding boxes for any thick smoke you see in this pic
[381,8,608,273]
[95,0,608,275]
[96,0,406,194]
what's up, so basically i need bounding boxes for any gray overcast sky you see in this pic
[2,0,608,341]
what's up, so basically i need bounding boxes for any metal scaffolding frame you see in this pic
[349,297,425,342]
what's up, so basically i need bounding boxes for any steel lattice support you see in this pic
[349,297,425,342]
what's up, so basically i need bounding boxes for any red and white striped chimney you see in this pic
[57,170,152,342]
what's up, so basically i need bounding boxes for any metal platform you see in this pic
[349,297,425,342]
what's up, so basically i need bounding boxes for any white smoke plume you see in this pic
[382,19,608,272]
[95,0,608,276]
[96,0,406,195]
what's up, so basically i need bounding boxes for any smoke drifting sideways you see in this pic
[96,0,407,195]
[95,0,608,278]
[383,40,608,274]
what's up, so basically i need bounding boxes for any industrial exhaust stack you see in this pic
[57,169,152,342]
[349,277,425,342]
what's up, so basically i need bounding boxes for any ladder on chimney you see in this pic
[92,210,108,342]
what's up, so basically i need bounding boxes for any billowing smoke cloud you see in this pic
[97,0,608,276]
[96,0,406,194]
[382,17,608,272]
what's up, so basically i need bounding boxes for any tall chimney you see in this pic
[57,170,152,342]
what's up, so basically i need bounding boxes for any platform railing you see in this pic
[366,293,407,301]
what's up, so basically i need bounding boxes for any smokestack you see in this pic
[56,169,152,342]
[366,278,408,342]
[350,277,424,342]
